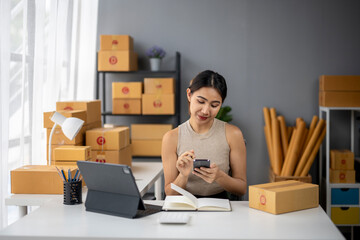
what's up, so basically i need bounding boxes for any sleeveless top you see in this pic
[177,118,230,196]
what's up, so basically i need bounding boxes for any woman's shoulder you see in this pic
[225,122,244,140]
[163,127,179,142]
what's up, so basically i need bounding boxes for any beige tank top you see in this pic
[177,118,230,196]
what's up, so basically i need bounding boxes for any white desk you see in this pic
[5,162,163,217]
[0,198,344,239]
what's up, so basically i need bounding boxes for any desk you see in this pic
[5,162,163,217]
[0,199,344,239]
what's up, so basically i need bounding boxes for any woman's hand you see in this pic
[176,150,195,177]
[193,163,221,183]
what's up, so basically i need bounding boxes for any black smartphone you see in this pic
[193,159,210,170]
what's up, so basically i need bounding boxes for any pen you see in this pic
[68,169,71,182]
[55,166,66,182]
[61,169,67,182]
[73,169,79,182]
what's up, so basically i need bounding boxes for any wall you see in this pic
[97,0,360,198]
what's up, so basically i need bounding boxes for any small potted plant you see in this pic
[146,45,166,71]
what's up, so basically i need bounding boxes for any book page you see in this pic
[171,183,198,207]
[162,196,197,210]
[197,198,231,211]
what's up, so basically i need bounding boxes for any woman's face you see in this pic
[187,87,222,124]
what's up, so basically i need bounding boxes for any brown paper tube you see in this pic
[263,107,273,166]
[278,116,288,157]
[281,128,297,176]
[270,108,283,175]
[294,119,325,176]
[264,126,275,170]
[287,126,294,142]
[281,121,306,176]
[300,127,326,177]
[298,128,309,160]
[301,116,318,155]
[296,118,303,127]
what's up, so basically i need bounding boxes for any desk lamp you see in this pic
[48,112,84,165]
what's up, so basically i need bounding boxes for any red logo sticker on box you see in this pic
[260,195,266,205]
[64,106,73,110]
[123,103,129,109]
[341,159,346,165]
[339,173,345,180]
[155,84,162,89]
[97,136,106,145]
[112,40,118,45]
[153,100,162,108]
[109,56,117,65]
[122,87,129,94]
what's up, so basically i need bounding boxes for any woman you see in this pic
[162,70,247,198]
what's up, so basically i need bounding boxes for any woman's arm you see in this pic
[161,128,195,196]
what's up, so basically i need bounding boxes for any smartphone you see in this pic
[193,159,210,170]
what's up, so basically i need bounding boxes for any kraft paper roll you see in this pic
[270,108,283,175]
[300,127,326,177]
[281,128,297,176]
[263,107,273,166]
[278,116,288,157]
[294,119,325,176]
[301,116,319,155]
[281,120,306,176]
[287,126,294,142]
[264,126,275,170]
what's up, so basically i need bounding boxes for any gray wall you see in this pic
[97,0,360,198]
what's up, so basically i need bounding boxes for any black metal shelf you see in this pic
[102,112,178,117]
[97,70,177,74]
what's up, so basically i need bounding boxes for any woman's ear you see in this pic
[186,88,191,102]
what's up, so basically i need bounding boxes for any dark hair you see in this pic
[188,70,227,102]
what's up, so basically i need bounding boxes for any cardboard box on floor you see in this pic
[249,180,319,214]
[56,100,101,124]
[43,110,87,128]
[54,146,91,161]
[98,51,138,71]
[112,82,142,99]
[11,165,78,194]
[100,35,133,51]
[90,145,132,166]
[86,127,130,151]
[330,149,354,170]
[112,99,141,114]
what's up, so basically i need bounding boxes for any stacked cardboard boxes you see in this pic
[53,146,91,166]
[45,100,102,164]
[319,75,360,107]
[86,127,132,166]
[131,124,172,156]
[330,149,355,183]
[112,82,142,114]
[98,35,138,71]
[142,78,175,115]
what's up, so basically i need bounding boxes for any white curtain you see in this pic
[0,0,98,229]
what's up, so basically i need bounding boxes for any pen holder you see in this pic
[63,180,82,205]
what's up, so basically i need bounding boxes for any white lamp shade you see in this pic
[50,112,85,140]
[62,117,85,140]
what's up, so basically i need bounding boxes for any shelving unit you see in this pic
[96,52,181,126]
[319,107,360,235]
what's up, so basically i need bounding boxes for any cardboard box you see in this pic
[131,124,172,140]
[85,121,102,130]
[86,127,130,151]
[330,149,354,170]
[269,168,312,183]
[142,94,175,115]
[54,146,91,161]
[43,110,87,128]
[331,207,360,225]
[248,180,319,214]
[90,145,132,166]
[47,143,82,162]
[131,139,162,156]
[56,100,101,124]
[330,169,356,183]
[112,99,141,114]
[54,161,80,166]
[47,126,85,145]
[144,78,174,94]
[11,165,78,194]
[112,82,143,99]
[319,75,360,91]
[98,51,138,71]
[100,35,133,51]
[319,91,360,107]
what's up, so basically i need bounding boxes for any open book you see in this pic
[162,183,231,211]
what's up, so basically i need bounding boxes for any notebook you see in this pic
[77,161,162,218]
